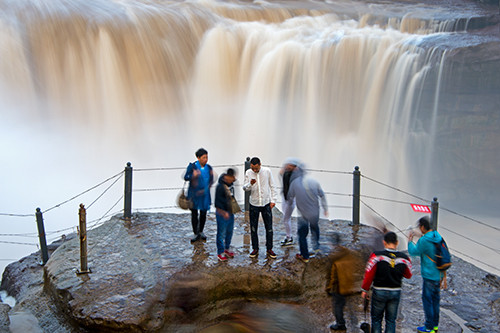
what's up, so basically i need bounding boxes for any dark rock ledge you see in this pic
[1,212,499,332]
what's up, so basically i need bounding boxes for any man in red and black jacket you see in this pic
[361,231,412,333]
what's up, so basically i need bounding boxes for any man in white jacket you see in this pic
[243,157,278,258]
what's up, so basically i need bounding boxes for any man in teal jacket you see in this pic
[408,216,442,333]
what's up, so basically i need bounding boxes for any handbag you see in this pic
[225,185,241,214]
[177,182,192,210]
[230,196,241,214]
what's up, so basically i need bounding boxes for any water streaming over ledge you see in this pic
[0,0,499,275]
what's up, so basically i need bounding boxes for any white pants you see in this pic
[281,198,296,238]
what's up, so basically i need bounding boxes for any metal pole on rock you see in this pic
[77,204,90,274]
[431,197,439,230]
[35,208,49,265]
[124,162,133,220]
[244,157,250,212]
[352,166,361,226]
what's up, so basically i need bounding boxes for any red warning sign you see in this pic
[411,204,431,213]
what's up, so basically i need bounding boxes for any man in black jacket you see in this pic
[214,168,237,262]
[361,232,412,333]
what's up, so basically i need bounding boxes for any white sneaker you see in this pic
[280,237,294,246]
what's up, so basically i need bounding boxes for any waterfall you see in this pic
[1,0,498,275]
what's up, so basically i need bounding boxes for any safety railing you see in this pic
[0,160,499,276]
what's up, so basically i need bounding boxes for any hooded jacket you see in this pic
[408,230,442,281]
[215,173,233,213]
[287,168,327,221]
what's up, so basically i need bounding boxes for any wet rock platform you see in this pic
[1,212,499,332]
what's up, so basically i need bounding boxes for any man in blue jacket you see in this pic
[287,165,328,263]
[408,216,442,333]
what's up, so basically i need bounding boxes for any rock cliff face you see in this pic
[413,10,500,211]
[1,212,499,332]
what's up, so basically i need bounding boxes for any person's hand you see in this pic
[361,291,369,300]
[223,211,230,220]
[193,169,200,177]
[324,210,329,218]
[250,179,256,185]
[408,231,414,242]
[270,202,275,209]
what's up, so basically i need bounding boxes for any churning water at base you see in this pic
[0,0,498,276]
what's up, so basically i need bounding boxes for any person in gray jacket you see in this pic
[287,165,328,263]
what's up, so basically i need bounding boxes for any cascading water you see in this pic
[1,0,499,276]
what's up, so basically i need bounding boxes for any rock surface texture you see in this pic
[1,212,499,332]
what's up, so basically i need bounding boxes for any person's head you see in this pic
[383,231,399,249]
[224,168,236,184]
[417,216,431,234]
[250,157,261,173]
[195,148,208,166]
[283,157,300,172]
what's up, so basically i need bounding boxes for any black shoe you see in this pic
[360,322,370,333]
[199,232,207,241]
[329,323,346,331]
[190,234,200,243]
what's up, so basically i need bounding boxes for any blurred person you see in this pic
[287,165,328,263]
[214,168,237,262]
[243,157,278,258]
[325,245,364,331]
[279,157,300,246]
[361,231,412,333]
[184,148,214,243]
[408,216,443,333]
[364,211,389,252]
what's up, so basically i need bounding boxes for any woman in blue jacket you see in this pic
[184,148,214,243]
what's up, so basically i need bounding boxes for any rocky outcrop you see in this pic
[0,303,10,332]
[37,212,376,331]
[1,212,499,332]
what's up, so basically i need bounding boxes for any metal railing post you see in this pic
[244,157,250,212]
[124,162,133,219]
[35,208,49,265]
[431,197,439,230]
[77,204,90,274]
[352,166,361,226]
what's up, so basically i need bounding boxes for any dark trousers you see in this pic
[249,204,273,251]
[332,293,346,326]
[190,209,207,235]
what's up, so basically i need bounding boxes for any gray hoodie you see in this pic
[287,168,327,221]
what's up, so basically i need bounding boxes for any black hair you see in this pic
[384,231,398,244]
[417,216,431,231]
[226,168,236,177]
[195,148,208,158]
[250,157,261,165]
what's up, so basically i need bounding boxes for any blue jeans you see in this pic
[297,216,319,259]
[216,212,234,255]
[371,288,401,333]
[422,278,440,329]
[249,204,273,251]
